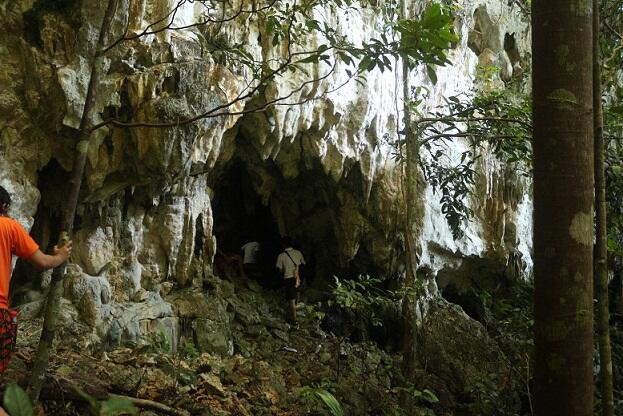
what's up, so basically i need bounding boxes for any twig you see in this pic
[512,0,531,16]
[109,394,191,416]
[416,116,533,129]
[101,0,279,55]
[604,21,623,40]
[525,353,533,416]
[90,56,339,131]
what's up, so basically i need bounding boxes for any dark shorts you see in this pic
[0,309,17,373]
[285,278,298,300]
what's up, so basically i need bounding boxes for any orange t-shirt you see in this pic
[0,217,39,309]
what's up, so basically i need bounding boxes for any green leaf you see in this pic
[314,389,343,416]
[298,54,319,64]
[75,387,100,411]
[422,388,439,403]
[609,105,623,115]
[100,397,139,416]
[426,65,438,85]
[3,383,35,416]
[337,52,353,65]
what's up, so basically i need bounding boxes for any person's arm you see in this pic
[27,242,72,271]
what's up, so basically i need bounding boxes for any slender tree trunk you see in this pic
[532,0,594,415]
[27,0,119,402]
[618,270,623,319]
[617,269,623,318]
[593,1,615,414]
[400,0,420,384]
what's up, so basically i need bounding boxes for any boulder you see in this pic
[418,300,508,398]
[72,226,115,276]
[99,292,176,350]
[167,289,234,356]
[192,317,234,356]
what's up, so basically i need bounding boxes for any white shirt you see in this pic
[241,241,260,264]
[276,248,305,279]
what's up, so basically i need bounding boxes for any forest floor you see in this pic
[1,277,430,416]
[4,275,621,415]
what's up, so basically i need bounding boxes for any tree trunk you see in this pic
[618,270,623,319]
[532,0,595,415]
[400,0,421,385]
[593,1,615,414]
[27,0,119,402]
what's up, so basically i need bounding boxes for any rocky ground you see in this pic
[2,270,536,416]
[2,275,425,416]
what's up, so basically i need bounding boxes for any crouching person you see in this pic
[0,186,72,373]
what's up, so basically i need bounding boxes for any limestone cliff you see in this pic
[0,0,531,348]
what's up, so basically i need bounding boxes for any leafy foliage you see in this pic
[3,383,35,416]
[605,106,623,256]
[333,275,402,327]
[474,284,534,415]
[2,383,138,416]
[394,88,532,239]
[93,0,460,130]
[395,4,458,81]
[422,149,478,239]
[99,397,139,416]
[300,386,344,416]
[76,388,139,416]
[138,331,171,355]
[179,339,200,360]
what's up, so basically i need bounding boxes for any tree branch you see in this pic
[416,116,533,129]
[109,394,190,416]
[90,0,366,131]
[101,0,186,56]
[94,60,339,130]
[419,132,529,146]
[604,20,623,40]
[101,0,280,55]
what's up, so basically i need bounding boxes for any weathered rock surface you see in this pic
[418,300,509,400]
[167,288,234,356]
[1,0,532,358]
[11,269,522,415]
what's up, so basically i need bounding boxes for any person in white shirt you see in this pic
[241,240,261,279]
[276,236,305,324]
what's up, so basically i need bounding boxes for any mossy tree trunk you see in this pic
[593,1,615,414]
[401,57,420,383]
[399,0,422,390]
[532,0,595,415]
[27,0,119,402]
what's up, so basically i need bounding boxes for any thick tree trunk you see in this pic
[532,1,595,415]
[27,0,119,402]
[593,1,615,414]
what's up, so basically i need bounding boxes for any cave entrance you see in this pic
[11,159,66,306]
[211,159,283,286]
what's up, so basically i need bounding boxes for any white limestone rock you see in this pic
[72,226,115,276]
[1,0,534,334]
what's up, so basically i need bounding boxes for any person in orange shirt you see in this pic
[0,186,72,374]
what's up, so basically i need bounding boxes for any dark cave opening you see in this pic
[208,137,399,318]
[10,159,67,306]
[211,159,286,288]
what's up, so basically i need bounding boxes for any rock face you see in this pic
[1,0,531,347]
[419,301,508,397]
